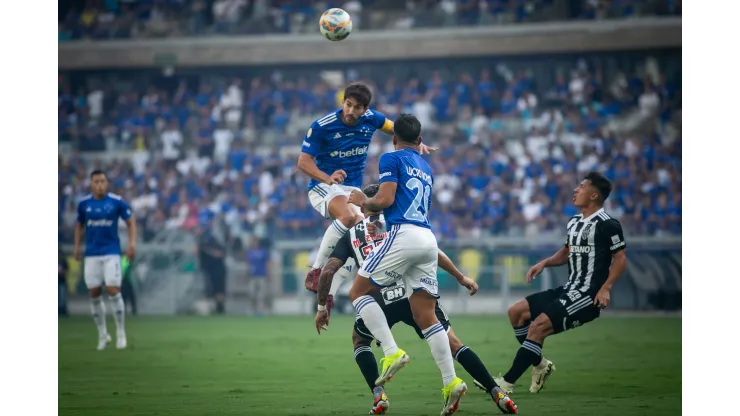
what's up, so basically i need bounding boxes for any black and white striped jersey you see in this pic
[563,208,626,294]
[329,214,410,306]
[332,214,387,268]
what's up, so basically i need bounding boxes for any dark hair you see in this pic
[343,83,372,108]
[584,171,612,203]
[362,184,380,199]
[393,113,422,143]
[90,170,106,179]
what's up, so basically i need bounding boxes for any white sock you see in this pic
[353,295,398,355]
[90,296,107,338]
[109,292,126,334]
[422,323,457,386]
[312,220,349,269]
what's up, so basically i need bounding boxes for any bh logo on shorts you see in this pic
[381,285,406,304]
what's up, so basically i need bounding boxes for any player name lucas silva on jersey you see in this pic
[380,166,433,185]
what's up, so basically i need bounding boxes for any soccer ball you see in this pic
[319,8,353,42]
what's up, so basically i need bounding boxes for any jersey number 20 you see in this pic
[403,178,431,222]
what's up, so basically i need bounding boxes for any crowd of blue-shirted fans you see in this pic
[58,47,681,246]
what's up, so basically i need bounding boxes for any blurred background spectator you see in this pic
[58,0,681,41]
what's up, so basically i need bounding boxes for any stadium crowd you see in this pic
[58,53,681,245]
[58,0,681,41]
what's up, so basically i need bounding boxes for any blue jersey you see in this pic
[301,108,391,191]
[77,193,132,257]
[378,148,434,229]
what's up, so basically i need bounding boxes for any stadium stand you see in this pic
[59,51,681,245]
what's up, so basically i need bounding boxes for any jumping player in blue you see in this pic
[346,114,468,416]
[74,170,136,350]
[298,83,436,313]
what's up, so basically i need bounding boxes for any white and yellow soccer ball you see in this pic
[319,8,353,41]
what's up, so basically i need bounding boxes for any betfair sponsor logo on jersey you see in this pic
[87,219,114,227]
[330,145,368,158]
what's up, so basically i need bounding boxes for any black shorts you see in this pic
[354,299,450,341]
[526,287,601,334]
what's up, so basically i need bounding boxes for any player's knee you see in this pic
[352,330,370,350]
[106,286,121,296]
[412,309,438,330]
[88,287,103,298]
[336,212,360,229]
[348,279,369,302]
[528,314,553,338]
[508,300,530,326]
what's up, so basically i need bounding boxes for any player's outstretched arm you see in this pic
[379,118,394,135]
[297,152,339,185]
[315,256,345,334]
[602,250,627,291]
[542,245,570,268]
[437,249,478,295]
[298,123,346,185]
[317,257,344,307]
[350,182,396,212]
[526,246,570,283]
[594,250,627,309]
[594,220,628,308]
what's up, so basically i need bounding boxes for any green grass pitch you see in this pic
[59,315,681,415]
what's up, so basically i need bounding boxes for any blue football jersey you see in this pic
[77,193,132,257]
[301,108,390,191]
[378,148,434,229]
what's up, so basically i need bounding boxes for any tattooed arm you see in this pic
[317,257,345,307]
[317,232,354,308]
[316,232,357,334]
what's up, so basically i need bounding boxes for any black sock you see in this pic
[354,346,379,392]
[454,346,498,392]
[513,323,530,345]
[503,339,543,384]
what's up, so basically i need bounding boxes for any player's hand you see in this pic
[329,170,347,185]
[126,245,136,261]
[526,262,546,284]
[348,189,366,206]
[367,220,384,236]
[74,247,81,262]
[419,143,438,155]
[594,286,611,309]
[315,309,330,334]
[458,276,479,296]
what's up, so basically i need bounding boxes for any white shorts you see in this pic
[308,183,363,219]
[358,224,440,297]
[84,255,123,289]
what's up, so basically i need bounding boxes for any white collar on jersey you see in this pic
[581,207,605,222]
